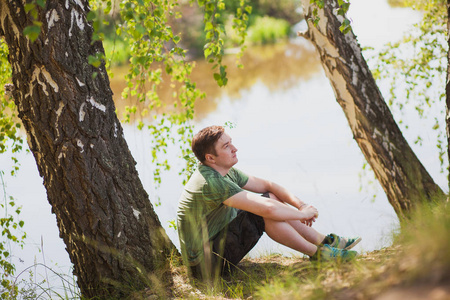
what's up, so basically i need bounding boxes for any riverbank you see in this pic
[167,249,449,299]
[142,200,450,299]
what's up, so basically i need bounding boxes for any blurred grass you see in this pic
[103,36,130,67]
[247,16,291,45]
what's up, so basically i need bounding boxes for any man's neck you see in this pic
[202,162,230,176]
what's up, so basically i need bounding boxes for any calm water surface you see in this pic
[1,0,446,289]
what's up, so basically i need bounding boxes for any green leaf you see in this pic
[24,3,35,13]
[36,0,46,8]
[87,11,97,21]
[205,21,214,31]
[88,55,101,68]
[204,48,212,59]
[23,25,41,42]
[104,1,112,14]
[220,65,227,77]
[341,3,350,12]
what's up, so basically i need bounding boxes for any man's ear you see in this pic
[205,153,215,164]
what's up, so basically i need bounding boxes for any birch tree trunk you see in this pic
[299,0,444,218]
[0,1,176,298]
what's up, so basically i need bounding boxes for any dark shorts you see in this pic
[190,209,265,280]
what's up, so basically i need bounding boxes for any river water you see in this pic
[1,0,446,292]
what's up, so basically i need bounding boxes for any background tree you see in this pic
[298,0,445,218]
[371,0,447,190]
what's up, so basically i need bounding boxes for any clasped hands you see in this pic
[299,203,318,227]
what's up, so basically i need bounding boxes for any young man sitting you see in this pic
[177,125,361,281]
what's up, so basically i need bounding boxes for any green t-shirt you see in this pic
[177,165,249,266]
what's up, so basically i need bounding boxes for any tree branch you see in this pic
[297,30,310,40]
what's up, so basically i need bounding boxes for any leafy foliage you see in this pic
[107,0,203,188]
[0,41,23,176]
[88,0,252,190]
[3,0,277,193]
[23,0,46,42]
[200,0,252,85]
[1,20,26,300]
[0,173,26,299]
[309,0,352,34]
[6,0,254,192]
[371,0,447,169]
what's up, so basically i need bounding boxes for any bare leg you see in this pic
[264,192,326,247]
[263,218,317,256]
[286,220,326,246]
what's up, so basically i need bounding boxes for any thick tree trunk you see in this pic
[0,1,176,298]
[299,0,444,218]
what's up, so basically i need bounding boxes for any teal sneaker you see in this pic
[328,233,361,250]
[310,244,357,262]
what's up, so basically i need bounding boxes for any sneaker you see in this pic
[328,233,361,250]
[311,244,357,262]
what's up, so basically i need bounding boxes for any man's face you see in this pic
[210,132,238,169]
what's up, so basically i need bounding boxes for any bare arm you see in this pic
[223,191,318,222]
[243,175,307,210]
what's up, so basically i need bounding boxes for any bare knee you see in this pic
[263,218,286,233]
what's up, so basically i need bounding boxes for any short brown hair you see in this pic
[191,125,225,163]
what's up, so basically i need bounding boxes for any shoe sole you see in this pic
[344,237,362,250]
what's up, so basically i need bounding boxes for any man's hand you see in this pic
[300,205,318,227]
[302,217,316,227]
